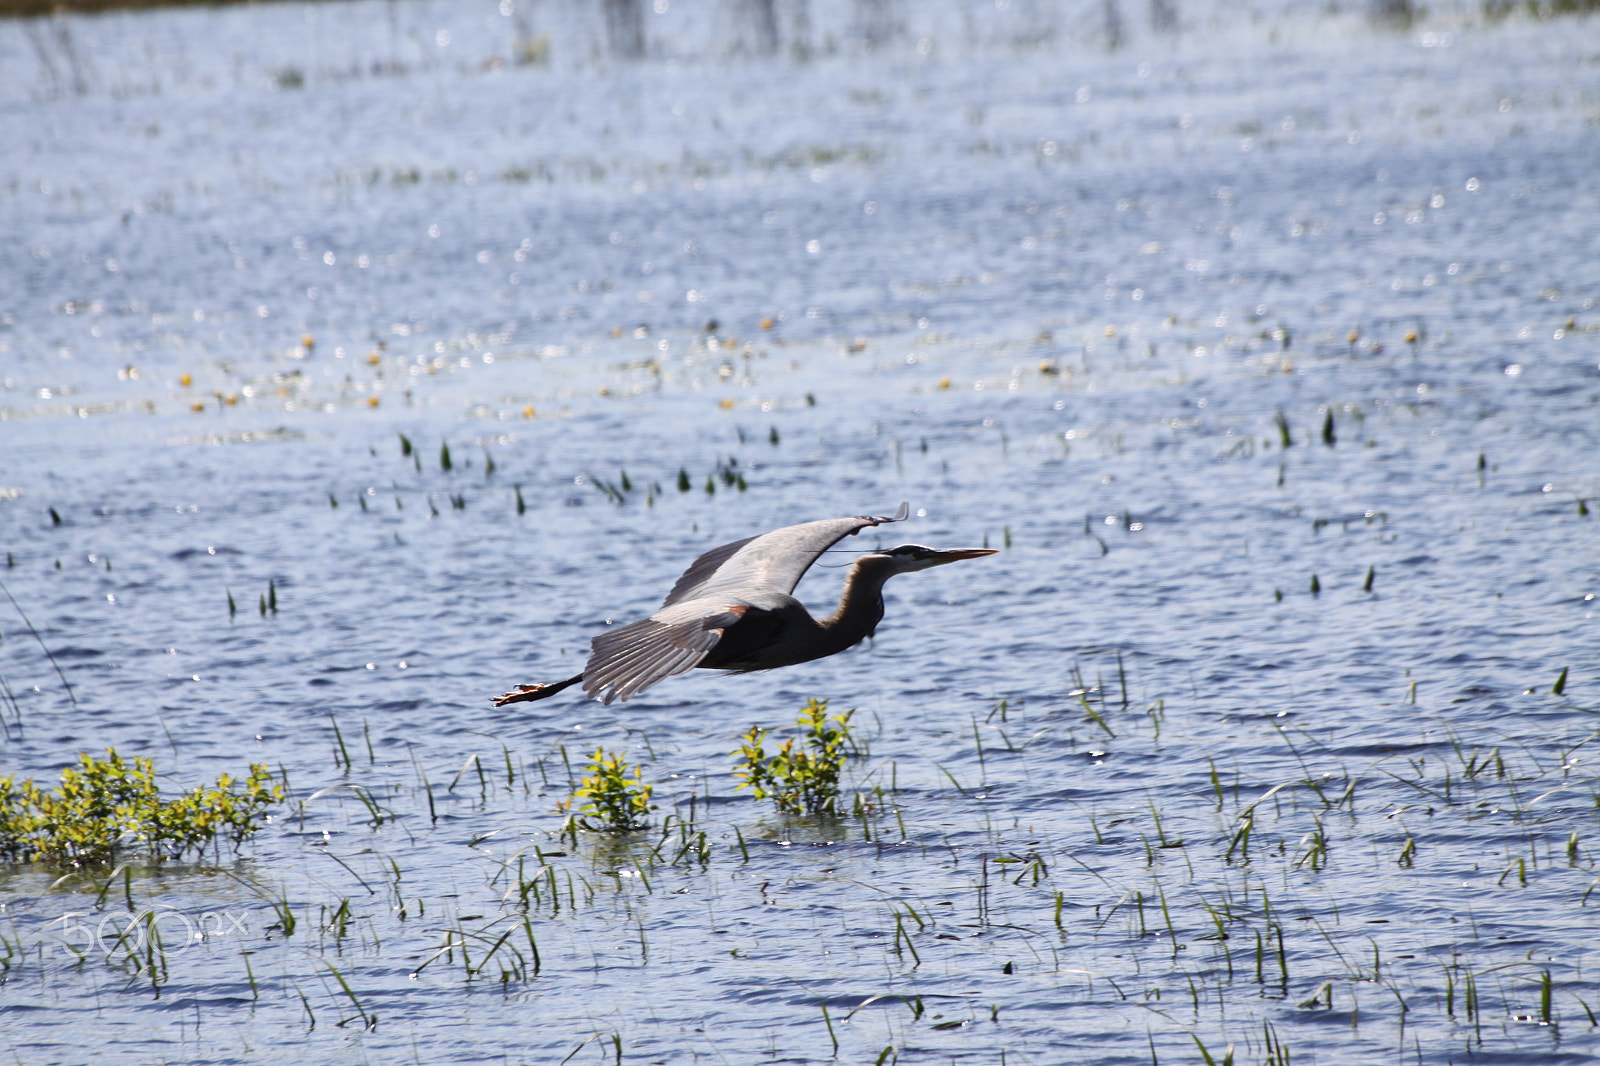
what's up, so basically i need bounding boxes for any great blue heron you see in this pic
[492,503,996,706]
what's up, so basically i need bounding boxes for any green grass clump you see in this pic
[0,749,282,867]
[559,749,654,832]
[734,698,856,816]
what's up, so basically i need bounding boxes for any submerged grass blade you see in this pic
[0,576,78,708]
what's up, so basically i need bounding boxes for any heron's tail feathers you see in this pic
[491,673,584,707]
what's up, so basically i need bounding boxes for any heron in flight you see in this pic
[493,503,996,706]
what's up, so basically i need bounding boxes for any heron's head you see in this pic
[863,544,999,575]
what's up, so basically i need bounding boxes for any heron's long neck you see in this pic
[817,559,892,652]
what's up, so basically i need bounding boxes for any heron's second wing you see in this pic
[659,535,757,607]
[582,604,748,704]
[661,503,908,607]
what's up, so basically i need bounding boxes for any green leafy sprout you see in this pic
[0,748,284,867]
[733,698,857,816]
[559,748,655,833]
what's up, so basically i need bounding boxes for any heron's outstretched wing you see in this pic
[660,503,908,608]
[582,602,748,704]
[658,535,758,606]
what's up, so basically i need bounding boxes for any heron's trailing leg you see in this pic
[492,673,583,706]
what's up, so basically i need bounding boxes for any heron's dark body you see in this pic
[699,604,808,671]
[703,587,885,672]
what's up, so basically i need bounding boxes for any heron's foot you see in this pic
[492,684,551,707]
[491,672,584,706]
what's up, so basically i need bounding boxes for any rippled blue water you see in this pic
[3,1,1599,1062]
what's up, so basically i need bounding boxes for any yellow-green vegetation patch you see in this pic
[734,698,858,816]
[0,749,282,867]
[558,748,655,834]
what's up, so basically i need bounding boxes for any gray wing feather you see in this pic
[583,605,747,704]
[660,503,908,608]
[661,535,757,607]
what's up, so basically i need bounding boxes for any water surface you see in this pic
[2,1,1599,1062]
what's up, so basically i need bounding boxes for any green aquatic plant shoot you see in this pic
[734,698,856,816]
[558,749,654,833]
[0,749,283,866]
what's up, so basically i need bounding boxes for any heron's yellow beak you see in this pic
[925,548,1000,564]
